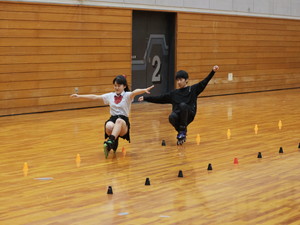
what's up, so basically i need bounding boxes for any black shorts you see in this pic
[104,115,130,142]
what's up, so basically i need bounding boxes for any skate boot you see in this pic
[103,139,115,158]
[177,131,187,145]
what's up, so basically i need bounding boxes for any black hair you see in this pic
[113,75,130,92]
[175,70,189,80]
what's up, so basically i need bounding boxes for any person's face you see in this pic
[176,78,188,89]
[114,82,126,94]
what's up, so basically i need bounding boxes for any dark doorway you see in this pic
[132,10,176,99]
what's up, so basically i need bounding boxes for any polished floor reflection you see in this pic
[0,89,299,225]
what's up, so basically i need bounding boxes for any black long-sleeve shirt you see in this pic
[144,70,215,113]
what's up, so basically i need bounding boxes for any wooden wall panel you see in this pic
[0,2,132,116]
[2,2,300,116]
[177,13,300,96]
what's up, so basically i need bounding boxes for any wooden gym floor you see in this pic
[0,89,300,225]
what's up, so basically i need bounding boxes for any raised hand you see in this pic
[213,65,219,72]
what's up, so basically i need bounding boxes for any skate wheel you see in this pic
[177,140,184,145]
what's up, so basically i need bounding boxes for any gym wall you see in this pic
[177,12,300,96]
[0,2,132,115]
[0,1,300,116]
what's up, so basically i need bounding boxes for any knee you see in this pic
[105,122,114,132]
[179,102,187,110]
[115,118,126,126]
[169,113,177,124]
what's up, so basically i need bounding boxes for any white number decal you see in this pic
[152,55,161,82]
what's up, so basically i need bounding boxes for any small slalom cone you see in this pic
[257,152,262,158]
[122,147,126,157]
[278,120,282,130]
[207,163,213,171]
[196,134,201,145]
[227,129,231,139]
[254,124,258,134]
[23,162,28,171]
[161,140,166,146]
[107,186,113,194]
[234,158,239,165]
[145,178,151,185]
[76,154,81,168]
[279,147,284,154]
[23,162,29,177]
[178,170,183,177]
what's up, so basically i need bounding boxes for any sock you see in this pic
[109,135,116,141]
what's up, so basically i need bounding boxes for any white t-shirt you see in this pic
[101,91,133,117]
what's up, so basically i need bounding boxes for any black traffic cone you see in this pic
[107,186,113,194]
[178,170,183,177]
[162,140,166,146]
[257,152,262,158]
[145,178,151,185]
[207,163,213,171]
[279,147,284,154]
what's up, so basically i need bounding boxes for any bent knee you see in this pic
[116,118,126,126]
[169,112,177,123]
[105,122,114,131]
[179,102,187,109]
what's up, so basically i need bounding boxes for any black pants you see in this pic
[169,102,195,132]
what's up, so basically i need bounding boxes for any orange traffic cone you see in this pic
[278,120,282,130]
[227,129,231,139]
[254,124,258,134]
[76,154,81,168]
[122,147,126,157]
[23,162,28,177]
[196,134,201,145]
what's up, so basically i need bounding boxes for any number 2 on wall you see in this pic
[151,55,161,83]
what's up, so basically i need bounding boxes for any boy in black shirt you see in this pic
[138,65,219,145]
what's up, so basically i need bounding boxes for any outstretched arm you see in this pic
[139,92,172,104]
[70,94,103,101]
[130,85,154,100]
[195,65,219,94]
[202,65,219,87]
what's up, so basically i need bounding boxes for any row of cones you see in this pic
[106,146,290,194]
[257,146,284,158]
[228,121,283,139]
[161,121,285,146]
[107,171,184,194]
[254,120,283,134]
[161,123,286,145]
[23,144,298,178]
[23,148,128,176]
[145,171,184,186]
[106,165,218,194]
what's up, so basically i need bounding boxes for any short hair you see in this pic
[176,70,189,80]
